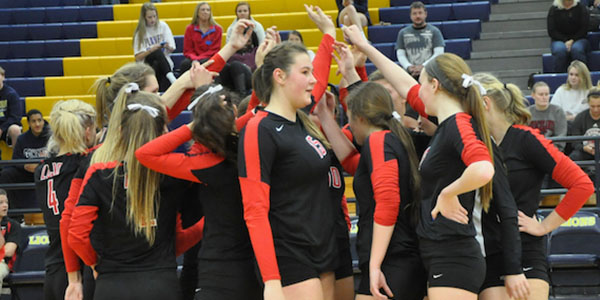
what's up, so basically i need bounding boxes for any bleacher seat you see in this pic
[368,20,481,44]
[0,0,85,8]
[0,22,97,41]
[12,8,47,25]
[589,32,600,51]
[379,2,490,24]
[4,78,45,97]
[7,227,48,300]
[547,210,600,296]
[543,52,600,73]
[533,72,600,93]
[373,38,472,62]
[452,1,490,22]
[391,0,498,6]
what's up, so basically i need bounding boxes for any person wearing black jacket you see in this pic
[547,0,590,72]
[0,66,22,149]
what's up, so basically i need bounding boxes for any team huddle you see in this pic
[33,5,594,300]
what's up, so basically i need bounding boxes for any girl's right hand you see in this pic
[369,267,393,300]
[264,280,286,300]
[341,25,369,51]
[431,189,469,224]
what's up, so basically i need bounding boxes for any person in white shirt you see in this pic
[226,2,265,45]
[551,60,593,123]
[133,2,177,92]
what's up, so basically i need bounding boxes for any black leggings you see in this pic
[144,49,172,92]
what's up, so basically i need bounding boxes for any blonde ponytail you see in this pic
[47,100,96,155]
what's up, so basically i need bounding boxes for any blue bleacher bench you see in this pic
[368,19,481,44]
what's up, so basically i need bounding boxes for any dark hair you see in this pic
[190,85,238,161]
[288,30,304,43]
[0,189,7,197]
[347,82,421,223]
[26,109,43,121]
[410,1,426,11]
[589,87,600,101]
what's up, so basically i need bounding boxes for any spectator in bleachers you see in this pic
[529,81,568,151]
[226,2,265,45]
[547,0,590,73]
[220,32,258,96]
[0,66,23,150]
[0,189,21,290]
[133,2,177,93]
[336,0,371,28]
[0,109,49,209]
[552,60,593,123]
[180,2,222,74]
[395,1,445,79]
[568,88,600,169]
[287,31,316,61]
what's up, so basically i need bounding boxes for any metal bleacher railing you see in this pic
[0,158,43,216]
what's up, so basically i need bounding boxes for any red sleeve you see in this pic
[136,125,224,182]
[183,25,200,60]
[341,149,360,176]
[60,178,83,272]
[515,125,594,220]
[339,87,348,112]
[248,91,260,111]
[166,89,194,121]
[238,112,280,282]
[206,53,226,72]
[356,65,368,82]
[455,113,492,166]
[407,84,428,119]
[310,34,335,113]
[175,213,204,257]
[341,195,351,231]
[236,110,255,131]
[369,131,401,226]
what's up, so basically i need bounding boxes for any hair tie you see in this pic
[124,82,140,94]
[503,83,508,90]
[107,77,111,84]
[187,84,224,110]
[392,111,402,122]
[461,74,487,96]
[127,103,160,118]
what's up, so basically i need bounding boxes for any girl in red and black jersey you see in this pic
[135,85,262,300]
[34,100,97,300]
[68,90,200,300]
[238,41,337,300]
[316,82,427,300]
[343,25,499,299]
[474,73,594,300]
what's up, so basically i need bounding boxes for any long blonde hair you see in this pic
[91,63,154,128]
[133,2,159,50]
[47,100,96,155]
[563,60,593,90]
[424,53,494,211]
[191,2,219,27]
[474,73,531,125]
[92,88,167,244]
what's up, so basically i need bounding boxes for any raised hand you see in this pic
[229,19,255,50]
[304,4,336,38]
[255,39,277,68]
[342,25,369,51]
[189,61,219,89]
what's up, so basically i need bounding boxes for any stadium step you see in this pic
[473,33,549,52]
[482,11,546,33]
[491,0,551,14]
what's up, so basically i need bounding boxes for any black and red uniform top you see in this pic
[35,154,88,269]
[329,154,351,242]
[404,85,493,240]
[350,130,420,265]
[238,110,337,282]
[136,125,254,261]
[499,125,594,247]
[68,161,197,274]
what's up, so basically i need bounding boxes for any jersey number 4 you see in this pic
[47,179,59,215]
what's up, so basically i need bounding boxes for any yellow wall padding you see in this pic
[63,56,135,76]
[45,76,104,97]
[80,38,134,56]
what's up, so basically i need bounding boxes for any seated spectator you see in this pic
[336,0,371,28]
[568,88,600,170]
[528,81,568,151]
[0,189,21,290]
[133,2,177,92]
[180,2,222,73]
[395,1,445,79]
[221,32,258,96]
[0,109,49,209]
[287,31,315,61]
[552,60,593,123]
[226,2,265,45]
[0,66,22,150]
[547,0,590,73]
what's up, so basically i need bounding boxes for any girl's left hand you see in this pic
[369,268,393,300]
[518,211,545,236]
[431,190,468,224]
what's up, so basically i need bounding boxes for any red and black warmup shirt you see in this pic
[416,112,492,241]
[136,125,253,261]
[329,154,350,242]
[238,110,337,282]
[34,154,88,268]
[481,144,522,275]
[499,125,594,247]
[69,162,194,274]
[352,131,420,265]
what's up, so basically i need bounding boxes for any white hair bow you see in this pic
[392,111,402,122]
[124,82,140,94]
[461,74,486,96]
[187,85,224,111]
[127,103,160,118]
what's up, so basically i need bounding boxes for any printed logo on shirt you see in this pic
[39,162,63,180]
[305,136,327,159]
[275,124,284,132]
[24,147,48,159]
[328,166,342,189]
